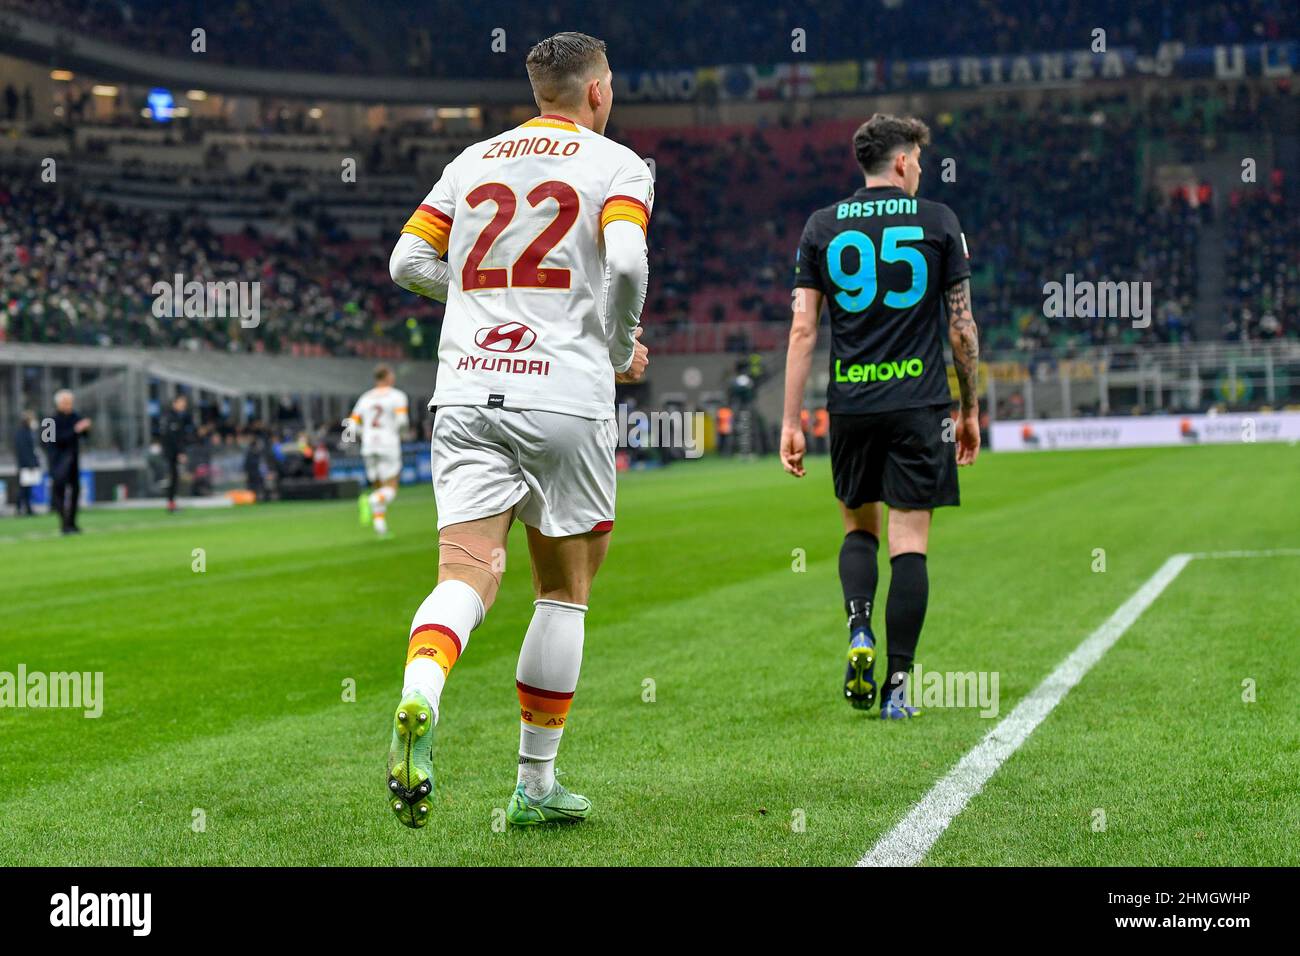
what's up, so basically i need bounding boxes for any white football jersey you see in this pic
[401,115,653,421]
[350,386,410,454]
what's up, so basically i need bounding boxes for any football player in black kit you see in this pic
[780,114,981,719]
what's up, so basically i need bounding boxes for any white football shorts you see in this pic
[430,405,615,537]
[363,448,403,483]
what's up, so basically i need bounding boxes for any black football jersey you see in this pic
[794,185,969,414]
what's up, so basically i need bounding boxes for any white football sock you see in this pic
[403,579,485,722]
[370,486,396,533]
[515,599,586,799]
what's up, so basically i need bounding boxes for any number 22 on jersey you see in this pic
[462,181,579,291]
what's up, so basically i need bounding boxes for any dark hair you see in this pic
[526,32,608,106]
[853,113,931,175]
[374,364,393,382]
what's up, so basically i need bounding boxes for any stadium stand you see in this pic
[7,0,1296,76]
[0,176,430,357]
[1223,169,1297,341]
[0,0,369,73]
[6,82,1285,359]
[621,85,1258,353]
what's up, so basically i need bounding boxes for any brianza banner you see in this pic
[991,413,1300,452]
[615,41,1296,102]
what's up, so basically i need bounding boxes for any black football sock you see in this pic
[884,552,929,706]
[838,530,879,635]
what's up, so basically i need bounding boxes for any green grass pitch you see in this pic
[1,443,1296,866]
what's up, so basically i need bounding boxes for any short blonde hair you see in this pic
[526,32,608,107]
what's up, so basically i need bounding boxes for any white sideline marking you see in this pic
[858,552,1194,868]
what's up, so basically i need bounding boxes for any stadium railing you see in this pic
[977,340,1300,419]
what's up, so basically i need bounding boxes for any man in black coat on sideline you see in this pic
[160,393,194,512]
[47,390,92,534]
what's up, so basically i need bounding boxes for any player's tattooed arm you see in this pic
[945,278,980,411]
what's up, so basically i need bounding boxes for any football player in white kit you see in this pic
[349,365,410,536]
[384,32,651,828]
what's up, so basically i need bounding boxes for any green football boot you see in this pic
[505,779,591,826]
[358,491,372,527]
[386,693,435,829]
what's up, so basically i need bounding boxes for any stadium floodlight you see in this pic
[146,88,174,122]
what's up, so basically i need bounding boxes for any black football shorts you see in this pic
[830,403,960,510]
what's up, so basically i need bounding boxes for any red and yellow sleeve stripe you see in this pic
[601,195,650,235]
[402,204,452,255]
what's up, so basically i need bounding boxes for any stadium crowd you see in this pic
[2,81,1294,357]
[632,87,1231,354]
[5,0,1296,77]
[1223,169,1297,341]
[0,180,427,357]
[934,91,1205,349]
[0,0,368,73]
